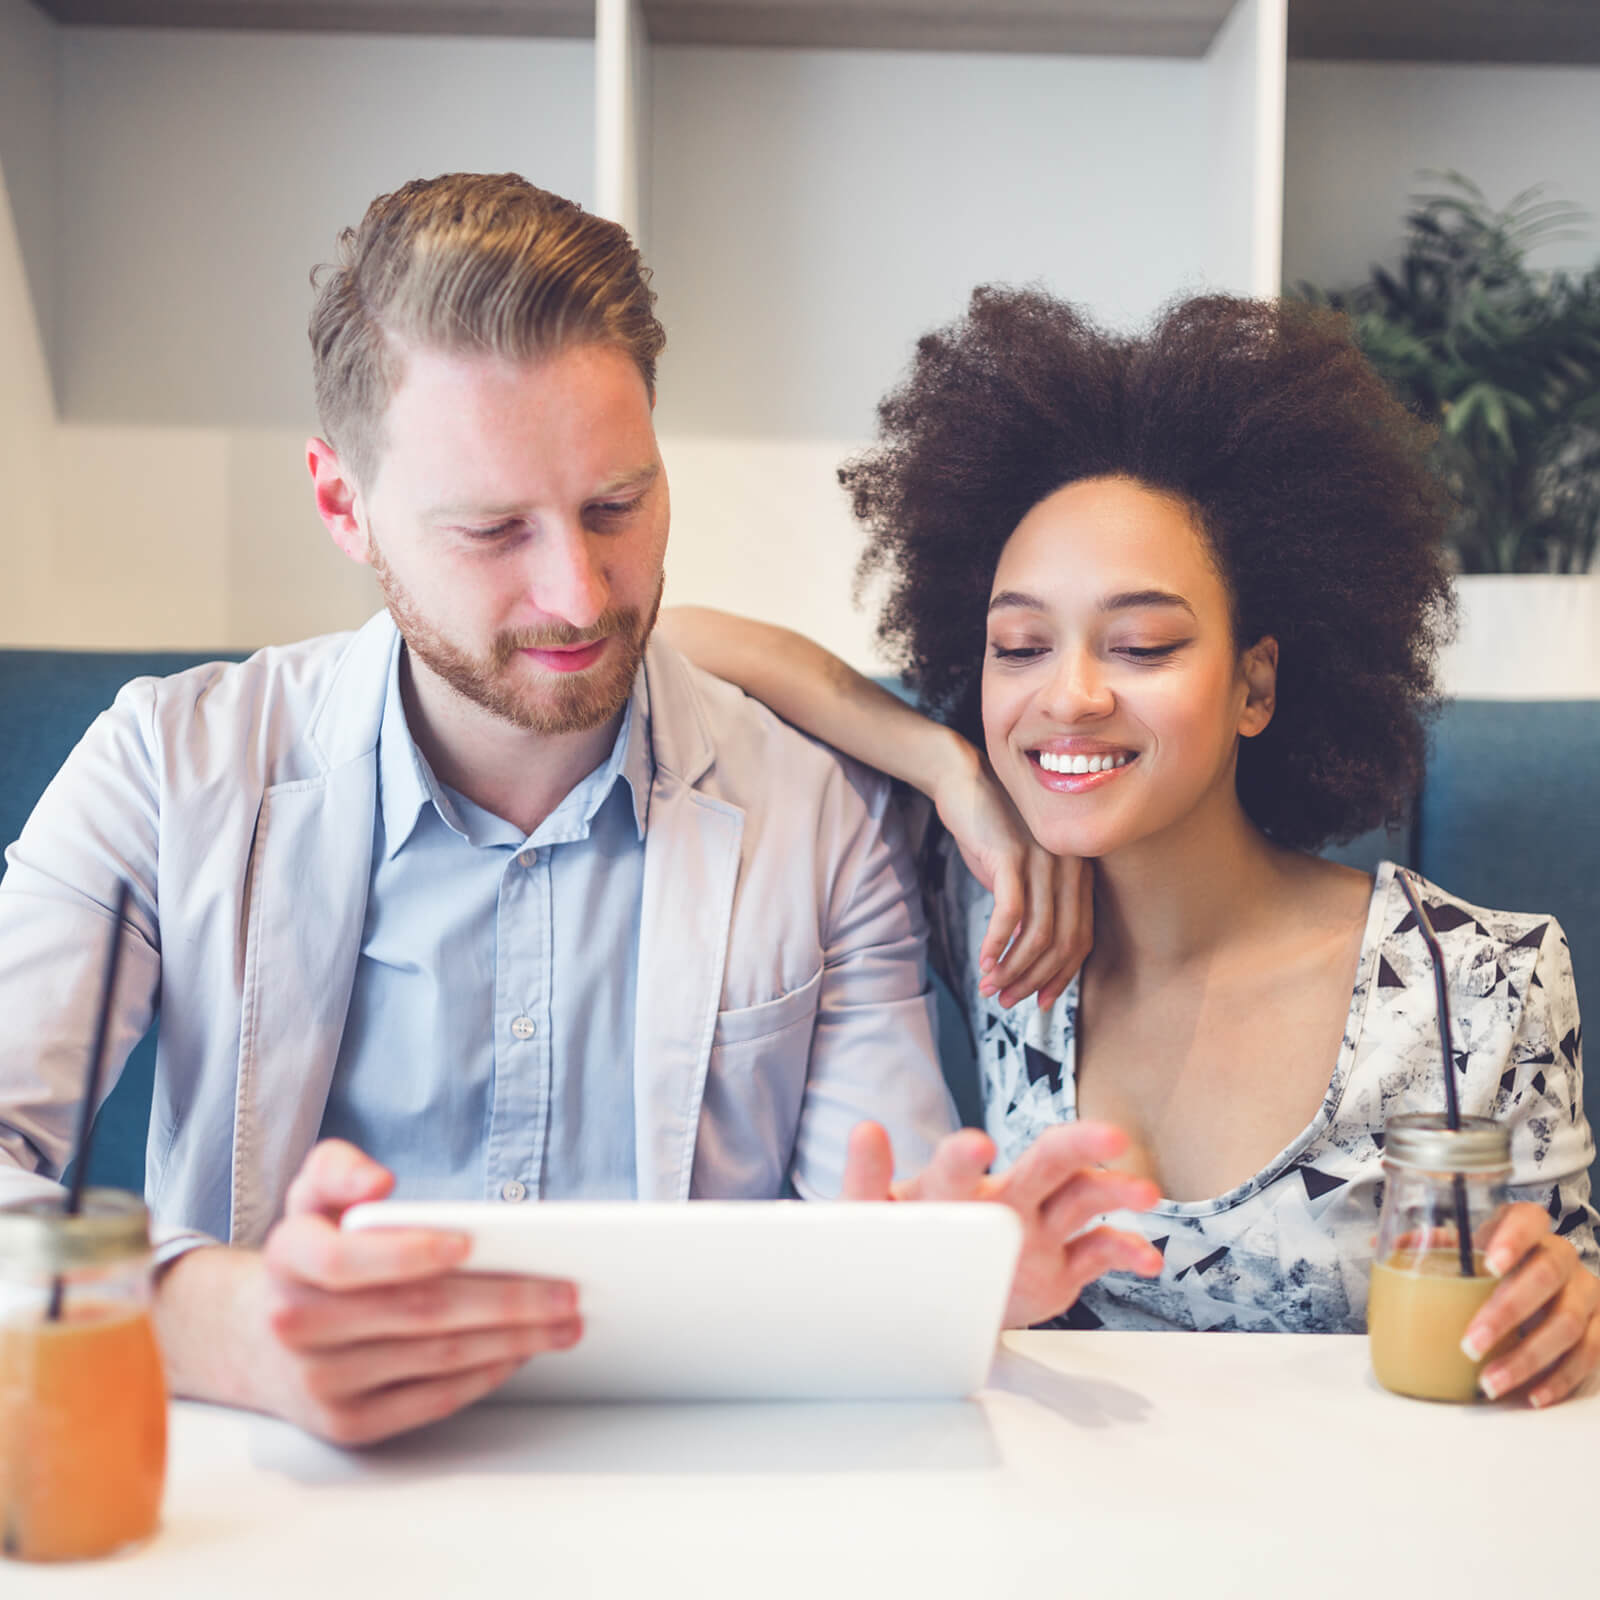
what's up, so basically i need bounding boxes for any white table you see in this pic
[11,1332,1596,1598]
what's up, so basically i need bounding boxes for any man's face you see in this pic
[344,341,668,736]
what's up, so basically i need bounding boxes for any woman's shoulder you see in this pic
[1363,861,1574,1012]
[1351,861,1581,1124]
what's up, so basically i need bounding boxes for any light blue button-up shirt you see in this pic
[319,638,652,1201]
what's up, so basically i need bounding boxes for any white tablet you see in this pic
[341,1201,1021,1403]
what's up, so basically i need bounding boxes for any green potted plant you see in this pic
[1301,175,1600,697]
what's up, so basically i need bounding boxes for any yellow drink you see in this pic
[1368,1248,1499,1403]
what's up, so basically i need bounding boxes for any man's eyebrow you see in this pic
[986,587,1197,618]
[427,464,660,522]
[595,463,660,498]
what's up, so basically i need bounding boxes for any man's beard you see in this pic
[370,541,661,736]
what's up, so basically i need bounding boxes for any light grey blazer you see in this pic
[0,614,956,1251]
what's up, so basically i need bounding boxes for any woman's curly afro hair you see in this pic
[844,290,1455,852]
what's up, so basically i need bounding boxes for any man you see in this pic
[0,174,1154,1444]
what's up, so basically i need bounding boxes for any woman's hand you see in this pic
[930,743,1091,1011]
[841,1121,1163,1328]
[1463,1202,1600,1407]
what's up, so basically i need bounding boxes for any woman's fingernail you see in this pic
[1460,1330,1485,1363]
[1478,1368,1504,1400]
[1486,1252,1510,1277]
[1529,1388,1549,1410]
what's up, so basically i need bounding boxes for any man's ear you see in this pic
[1238,635,1278,738]
[307,438,370,565]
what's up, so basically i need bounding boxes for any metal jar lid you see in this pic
[1381,1114,1511,1174]
[0,1189,150,1276]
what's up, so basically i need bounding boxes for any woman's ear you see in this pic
[1238,636,1278,738]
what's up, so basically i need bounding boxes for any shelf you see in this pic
[28,0,1600,66]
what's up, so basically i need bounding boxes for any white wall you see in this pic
[58,29,596,427]
[649,45,1220,444]
[1283,60,1600,292]
[0,27,596,651]
[647,43,1250,667]
[7,21,1291,665]
[0,0,60,643]
[0,169,58,648]
[0,0,58,388]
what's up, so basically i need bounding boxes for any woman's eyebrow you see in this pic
[987,587,1197,617]
[1098,588,1196,617]
[987,589,1048,615]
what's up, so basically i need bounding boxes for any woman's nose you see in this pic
[1039,648,1115,722]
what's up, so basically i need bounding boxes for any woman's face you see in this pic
[981,475,1275,862]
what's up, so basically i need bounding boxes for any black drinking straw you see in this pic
[1395,870,1476,1280]
[45,878,132,1322]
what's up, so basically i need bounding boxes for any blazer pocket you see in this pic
[712,966,823,1048]
[693,967,825,1198]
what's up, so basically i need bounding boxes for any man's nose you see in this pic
[527,525,609,631]
[1039,647,1115,722]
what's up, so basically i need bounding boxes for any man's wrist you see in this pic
[152,1243,271,1412]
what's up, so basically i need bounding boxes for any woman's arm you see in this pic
[657,607,971,796]
[658,607,1089,1009]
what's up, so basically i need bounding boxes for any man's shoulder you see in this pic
[643,636,892,814]
[133,628,353,710]
[113,614,395,781]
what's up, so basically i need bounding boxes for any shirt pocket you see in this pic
[692,966,823,1198]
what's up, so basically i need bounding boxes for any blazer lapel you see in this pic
[228,615,395,1244]
[631,774,743,1200]
[632,638,743,1200]
[228,760,377,1244]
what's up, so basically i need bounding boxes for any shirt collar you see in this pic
[376,637,452,860]
[376,641,653,860]
[535,665,651,846]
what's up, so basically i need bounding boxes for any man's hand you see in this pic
[929,750,1091,1012]
[1462,1202,1600,1407]
[155,1141,581,1445]
[840,1121,1161,1327]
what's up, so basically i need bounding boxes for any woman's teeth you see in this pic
[1037,751,1131,775]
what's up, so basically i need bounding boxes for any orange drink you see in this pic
[0,1192,167,1561]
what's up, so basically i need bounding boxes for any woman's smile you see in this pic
[1027,744,1138,792]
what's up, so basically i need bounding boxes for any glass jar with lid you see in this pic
[0,1190,167,1561]
[1368,1113,1512,1403]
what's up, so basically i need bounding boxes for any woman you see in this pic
[663,291,1600,1405]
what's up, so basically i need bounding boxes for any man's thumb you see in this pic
[285,1138,395,1220]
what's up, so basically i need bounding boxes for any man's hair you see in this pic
[309,172,666,485]
[845,290,1456,852]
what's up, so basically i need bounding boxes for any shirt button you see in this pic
[500,1179,527,1202]
[516,849,538,868]
[510,1014,537,1040]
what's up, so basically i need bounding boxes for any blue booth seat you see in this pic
[1,650,244,1192]
[2,648,1596,1199]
